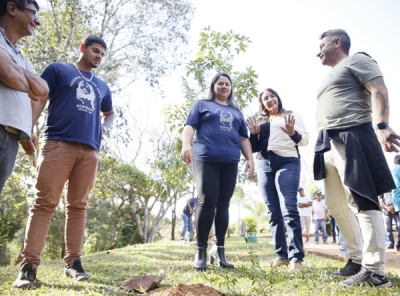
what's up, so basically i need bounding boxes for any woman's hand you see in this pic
[181,144,193,164]
[181,125,196,164]
[245,159,255,180]
[246,117,260,134]
[281,114,295,136]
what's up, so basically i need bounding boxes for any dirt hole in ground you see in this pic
[146,283,227,296]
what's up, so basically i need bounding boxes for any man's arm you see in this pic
[102,110,115,131]
[0,48,48,98]
[187,199,194,215]
[19,95,49,155]
[0,48,30,91]
[379,195,395,214]
[364,76,400,152]
[25,71,49,99]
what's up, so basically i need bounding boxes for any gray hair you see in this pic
[320,29,351,55]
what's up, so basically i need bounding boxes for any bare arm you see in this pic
[304,201,312,207]
[102,110,115,131]
[364,76,400,152]
[0,48,30,91]
[0,48,48,99]
[19,95,49,156]
[24,71,49,98]
[187,199,194,214]
[240,137,254,180]
[181,125,196,164]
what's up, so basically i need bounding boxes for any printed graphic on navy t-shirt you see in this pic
[41,63,113,150]
[185,100,248,163]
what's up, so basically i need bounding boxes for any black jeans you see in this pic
[0,125,19,195]
[193,160,238,248]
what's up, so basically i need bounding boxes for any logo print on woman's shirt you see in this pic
[220,110,234,131]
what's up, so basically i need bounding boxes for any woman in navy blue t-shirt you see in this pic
[181,73,254,271]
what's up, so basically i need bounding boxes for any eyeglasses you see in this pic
[15,5,39,20]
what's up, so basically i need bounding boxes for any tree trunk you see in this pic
[171,197,177,240]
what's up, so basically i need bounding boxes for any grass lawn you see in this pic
[1,236,399,295]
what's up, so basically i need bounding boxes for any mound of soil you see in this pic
[146,283,227,296]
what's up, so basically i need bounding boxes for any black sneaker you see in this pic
[12,262,36,289]
[332,259,362,277]
[339,267,392,288]
[64,259,90,281]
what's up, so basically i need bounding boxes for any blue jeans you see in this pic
[256,153,304,262]
[180,212,193,242]
[314,219,328,242]
[338,228,347,253]
[384,213,400,249]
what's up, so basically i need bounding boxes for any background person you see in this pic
[379,192,400,252]
[181,72,254,271]
[312,191,328,244]
[327,210,337,244]
[314,28,399,287]
[297,187,312,244]
[180,196,198,243]
[0,0,48,195]
[247,88,309,272]
[392,154,400,240]
[13,35,114,289]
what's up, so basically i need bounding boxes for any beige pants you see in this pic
[323,140,386,275]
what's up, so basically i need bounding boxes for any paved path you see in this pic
[258,235,400,276]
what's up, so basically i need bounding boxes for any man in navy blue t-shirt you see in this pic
[14,35,114,289]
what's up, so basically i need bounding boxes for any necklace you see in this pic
[74,63,93,81]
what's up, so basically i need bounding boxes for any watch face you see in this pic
[377,122,388,129]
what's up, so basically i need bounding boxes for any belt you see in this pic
[2,125,18,135]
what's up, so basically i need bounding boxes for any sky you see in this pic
[130,0,400,224]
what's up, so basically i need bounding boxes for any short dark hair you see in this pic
[205,72,241,113]
[320,29,351,55]
[394,154,400,165]
[83,35,107,51]
[258,88,286,118]
[0,0,39,17]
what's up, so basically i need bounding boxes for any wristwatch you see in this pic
[376,122,388,130]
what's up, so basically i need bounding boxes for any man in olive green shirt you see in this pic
[315,28,400,288]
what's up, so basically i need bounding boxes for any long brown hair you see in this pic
[258,88,290,121]
[204,72,241,114]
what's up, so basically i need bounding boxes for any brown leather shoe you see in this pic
[272,258,290,268]
[289,261,304,273]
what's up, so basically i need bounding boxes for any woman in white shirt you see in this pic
[247,88,308,272]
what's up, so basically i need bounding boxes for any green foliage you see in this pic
[21,0,195,89]
[90,156,148,249]
[0,152,35,265]
[164,27,259,134]
[245,216,257,233]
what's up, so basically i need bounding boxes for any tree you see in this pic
[148,131,193,240]
[164,27,259,134]
[22,0,195,90]
[91,156,148,249]
[0,153,34,265]
[3,0,195,257]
